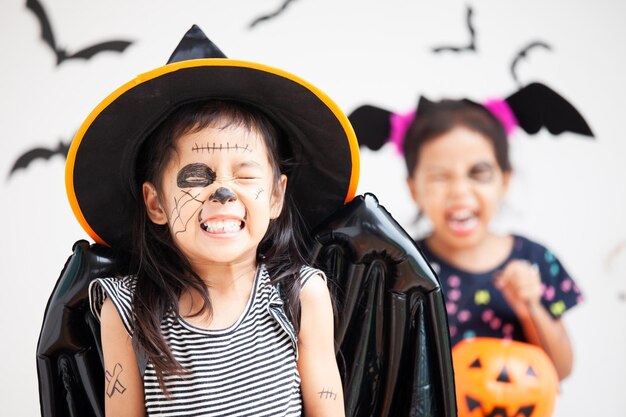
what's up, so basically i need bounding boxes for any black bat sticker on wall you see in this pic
[432,5,476,53]
[249,0,297,29]
[26,0,133,65]
[8,140,70,178]
[511,41,552,87]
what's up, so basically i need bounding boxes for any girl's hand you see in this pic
[494,260,542,320]
[494,260,574,380]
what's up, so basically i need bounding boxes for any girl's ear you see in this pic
[143,182,168,225]
[501,169,512,195]
[270,174,288,219]
[406,175,420,205]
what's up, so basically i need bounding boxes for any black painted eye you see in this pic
[526,365,537,377]
[177,163,216,188]
[469,162,494,183]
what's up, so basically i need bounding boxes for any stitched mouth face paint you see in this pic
[177,163,217,188]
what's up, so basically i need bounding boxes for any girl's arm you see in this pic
[100,298,146,417]
[297,274,346,417]
[495,260,573,380]
[518,303,573,380]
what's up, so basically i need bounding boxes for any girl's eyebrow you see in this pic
[470,161,495,169]
[421,164,447,172]
[235,160,262,169]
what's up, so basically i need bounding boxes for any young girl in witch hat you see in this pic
[349,85,590,380]
[67,26,358,416]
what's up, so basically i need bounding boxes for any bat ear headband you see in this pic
[66,25,360,250]
[348,82,594,155]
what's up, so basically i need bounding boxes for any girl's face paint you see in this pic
[144,123,286,268]
[176,163,216,188]
[406,126,510,251]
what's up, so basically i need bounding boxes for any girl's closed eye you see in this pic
[425,170,450,183]
[468,161,495,183]
[235,162,264,182]
[237,172,261,181]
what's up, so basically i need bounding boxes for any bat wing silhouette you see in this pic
[432,6,476,53]
[8,140,70,178]
[67,41,133,61]
[346,105,392,151]
[26,0,132,65]
[249,0,297,29]
[510,41,552,86]
[506,82,593,137]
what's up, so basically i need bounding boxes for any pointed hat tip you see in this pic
[166,24,227,64]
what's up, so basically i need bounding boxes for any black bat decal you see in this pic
[432,5,476,53]
[510,41,552,86]
[8,140,70,178]
[26,0,133,65]
[248,0,298,29]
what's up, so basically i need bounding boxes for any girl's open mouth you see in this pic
[446,208,479,236]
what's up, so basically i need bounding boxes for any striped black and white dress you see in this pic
[90,264,323,416]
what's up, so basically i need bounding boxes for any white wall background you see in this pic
[1,0,625,415]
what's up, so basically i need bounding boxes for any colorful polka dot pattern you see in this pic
[420,235,583,346]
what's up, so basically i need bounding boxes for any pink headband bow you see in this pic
[388,99,519,155]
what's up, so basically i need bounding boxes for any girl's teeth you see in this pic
[447,216,478,235]
[200,220,243,233]
[450,209,473,221]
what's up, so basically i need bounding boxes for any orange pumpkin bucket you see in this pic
[452,337,559,417]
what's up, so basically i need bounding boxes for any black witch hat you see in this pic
[66,25,360,249]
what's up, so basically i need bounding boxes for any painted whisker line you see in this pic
[255,187,264,200]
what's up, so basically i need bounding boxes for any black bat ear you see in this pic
[348,105,392,151]
[505,82,594,137]
[167,25,227,64]
[415,96,437,119]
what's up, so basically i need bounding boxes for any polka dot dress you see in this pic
[418,235,583,346]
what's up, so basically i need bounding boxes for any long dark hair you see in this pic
[131,100,309,392]
[403,99,512,178]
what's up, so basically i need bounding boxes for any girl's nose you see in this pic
[448,176,472,196]
[209,187,237,204]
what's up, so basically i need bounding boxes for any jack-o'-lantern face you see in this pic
[452,338,559,417]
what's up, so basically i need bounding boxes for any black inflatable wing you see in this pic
[36,241,126,417]
[37,194,456,417]
[311,193,456,417]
